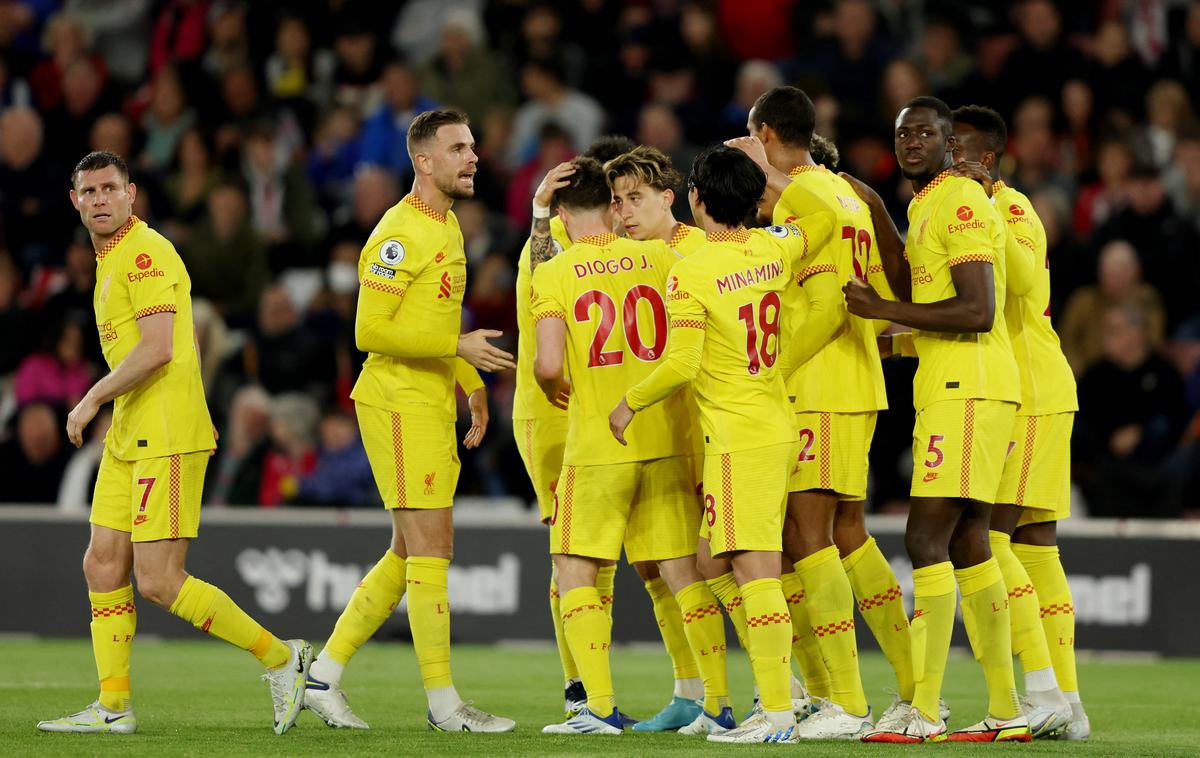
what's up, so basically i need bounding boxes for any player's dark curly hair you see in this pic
[902,96,954,138]
[809,133,840,170]
[751,86,816,149]
[688,146,765,228]
[952,105,1008,159]
[71,151,129,188]
[553,157,611,212]
[584,134,636,164]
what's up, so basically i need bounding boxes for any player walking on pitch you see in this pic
[38,151,309,736]
[302,109,517,733]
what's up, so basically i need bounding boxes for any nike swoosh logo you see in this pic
[305,678,330,691]
[104,715,125,724]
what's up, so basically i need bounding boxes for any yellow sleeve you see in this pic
[354,233,458,358]
[893,331,917,357]
[779,248,844,378]
[1002,197,1039,297]
[454,358,484,395]
[125,241,182,318]
[530,260,567,322]
[866,260,896,335]
[940,182,997,268]
[781,211,836,269]
[627,265,705,411]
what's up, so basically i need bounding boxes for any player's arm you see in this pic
[1001,202,1039,298]
[533,316,570,409]
[839,171,911,301]
[454,358,489,449]
[530,162,576,271]
[67,311,174,447]
[844,260,995,333]
[779,260,844,379]
[724,136,793,213]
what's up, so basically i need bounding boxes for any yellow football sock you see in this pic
[676,581,729,714]
[90,585,135,711]
[549,574,579,683]
[910,562,955,722]
[990,531,1053,676]
[324,550,405,665]
[956,558,1020,720]
[741,577,792,713]
[406,556,454,690]
[645,577,700,680]
[781,570,831,699]
[843,537,914,700]
[706,572,748,648]
[596,564,616,618]
[1014,543,1078,693]
[169,576,290,668]
[561,586,615,716]
[797,548,867,716]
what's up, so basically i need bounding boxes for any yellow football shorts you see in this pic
[91,448,208,542]
[910,398,1018,503]
[994,412,1074,525]
[788,411,877,500]
[514,415,568,523]
[357,402,459,509]
[704,441,797,557]
[550,455,698,564]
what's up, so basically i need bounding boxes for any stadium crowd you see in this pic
[0,0,1198,518]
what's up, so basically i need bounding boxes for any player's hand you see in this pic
[463,388,489,449]
[876,334,894,359]
[547,377,570,411]
[838,171,881,207]
[948,161,994,198]
[1109,424,1142,458]
[843,277,887,319]
[210,425,219,457]
[534,162,577,209]
[723,136,770,170]
[457,329,515,372]
[66,395,100,448]
[608,397,635,446]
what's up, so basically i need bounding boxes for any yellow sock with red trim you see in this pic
[741,577,792,714]
[706,572,748,648]
[596,565,616,618]
[324,550,405,665]
[797,548,867,716]
[549,574,579,683]
[676,580,729,714]
[990,531,1053,676]
[781,570,830,699]
[169,576,290,668]
[843,537,914,700]
[646,577,700,681]
[1013,543,1079,693]
[910,562,955,722]
[90,585,135,712]
[956,558,1020,720]
[406,556,454,690]
[561,586,615,717]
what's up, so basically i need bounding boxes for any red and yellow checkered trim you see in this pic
[669,223,697,248]
[1015,416,1037,505]
[857,585,903,613]
[819,412,832,489]
[992,180,1009,193]
[683,603,722,624]
[747,611,791,628]
[707,229,752,244]
[578,233,618,247]
[812,619,855,637]
[1040,602,1074,618]
[720,453,736,550]
[549,588,560,600]
[723,595,743,611]
[1009,584,1036,599]
[948,253,994,267]
[786,591,806,604]
[796,263,836,283]
[961,399,976,498]
[911,170,950,204]
[788,165,824,177]
[95,215,140,261]
[671,318,706,330]
[403,193,447,224]
[134,304,177,319]
[168,454,180,539]
[361,279,407,298]
[534,310,566,323]
[867,263,885,275]
[558,466,576,553]
[599,594,614,607]
[562,604,604,622]
[92,602,136,618]
[390,413,407,508]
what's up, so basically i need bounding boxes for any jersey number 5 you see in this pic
[574,286,668,368]
[738,292,781,375]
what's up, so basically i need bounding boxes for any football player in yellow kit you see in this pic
[844,97,1029,744]
[951,105,1085,740]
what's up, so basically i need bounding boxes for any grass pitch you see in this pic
[3,638,1196,756]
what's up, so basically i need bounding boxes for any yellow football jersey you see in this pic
[774,166,888,413]
[629,224,830,454]
[531,233,690,465]
[351,194,469,421]
[93,216,214,460]
[993,180,1077,416]
[668,222,707,255]
[513,215,573,421]
[905,172,1019,409]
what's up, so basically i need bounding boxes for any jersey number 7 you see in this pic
[574,286,667,367]
[738,292,781,375]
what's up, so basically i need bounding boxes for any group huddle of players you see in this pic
[512,87,1090,744]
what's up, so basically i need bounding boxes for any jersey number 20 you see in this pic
[574,286,667,368]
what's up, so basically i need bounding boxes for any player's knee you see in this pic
[83,545,126,589]
[904,530,947,568]
[134,569,181,609]
[633,561,658,582]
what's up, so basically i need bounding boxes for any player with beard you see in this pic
[841,97,1030,743]
[303,109,517,733]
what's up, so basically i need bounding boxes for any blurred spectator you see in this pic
[259,392,319,507]
[307,105,361,216]
[998,0,1084,117]
[417,8,515,128]
[0,403,71,504]
[716,0,795,62]
[56,405,111,512]
[1059,79,1096,177]
[333,166,400,246]
[296,409,375,506]
[13,319,93,411]
[241,119,320,269]
[392,0,483,67]
[45,58,119,163]
[243,285,333,398]
[1009,96,1075,197]
[1087,19,1149,121]
[0,1,56,61]
[165,127,222,231]
[515,3,585,86]
[180,180,269,321]
[636,103,697,220]
[89,111,134,158]
[719,59,781,138]
[506,121,574,232]
[880,59,926,132]
[507,57,602,167]
[1135,79,1196,169]
[40,232,102,365]
[359,59,437,183]
[63,0,150,85]
[1166,1,1200,95]
[138,65,195,173]
[0,254,29,375]
[1060,240,1166,375]
[0,106,70,269]
[192,297,228,394]
[201,1,249,80]
[1165,127,1200,229]
[29,11,108,113]
[208,384,270,505]
[264,12,335,126]
[466,253,517,345]
[914,18,972,100]
[331,20,384,118]
[1075,304,1189,517]
[1073,138,1132,238]
[0,54,32,109]
[147,0,209,78]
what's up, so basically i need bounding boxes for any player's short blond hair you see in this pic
[604,145,682,195]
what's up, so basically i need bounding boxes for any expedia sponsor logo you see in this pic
[956,205,974,221]
[946,219,985,234]
[135,253,154,270]
[910,264,933,286]
[127,268,165,283]
[1009,203,1025,216]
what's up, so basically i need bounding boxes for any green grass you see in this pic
[3,639,1196,756]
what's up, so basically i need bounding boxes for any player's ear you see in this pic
[127,181,137,206]
[69,188,79,210]
[662,188,675,210]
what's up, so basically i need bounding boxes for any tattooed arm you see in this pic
[529,161,577,271]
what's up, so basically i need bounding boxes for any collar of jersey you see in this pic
[95,215,140,262]
[910,169,952,205]
[402,193,447,224]
[788,165,824,177]
[577,232,618,246]
[991,179,1009,193]
[668,223,696,247]
[706,229,751,244]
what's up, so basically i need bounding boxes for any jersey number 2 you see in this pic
[574,286,667,367]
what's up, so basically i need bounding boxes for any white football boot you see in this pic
[262,639,312,735]
[36,701,137,734]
